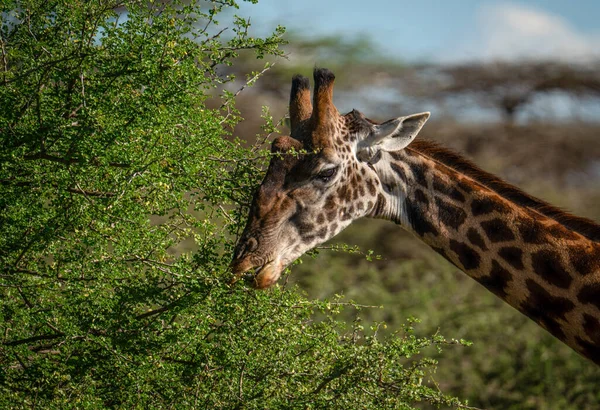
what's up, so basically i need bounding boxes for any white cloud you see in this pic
[446,2,600,62]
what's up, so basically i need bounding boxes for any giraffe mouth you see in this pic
[229,258,284,289]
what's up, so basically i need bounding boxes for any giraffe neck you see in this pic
[367,143,600,365]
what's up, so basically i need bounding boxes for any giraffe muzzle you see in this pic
[229,257,283,289]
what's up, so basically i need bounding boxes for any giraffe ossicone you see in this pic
[230,68,600,366]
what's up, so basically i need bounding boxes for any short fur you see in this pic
[409,139,600,242]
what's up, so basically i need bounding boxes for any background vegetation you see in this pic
[0,1,473,408]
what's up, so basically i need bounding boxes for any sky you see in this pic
[236,0,600,62]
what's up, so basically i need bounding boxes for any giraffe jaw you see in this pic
[230,257,284,289]
[253,258,284,289]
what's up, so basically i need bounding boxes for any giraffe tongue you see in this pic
[253,259,283,289]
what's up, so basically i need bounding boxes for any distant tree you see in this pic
[408,61,600,121]
[0,1,468,408]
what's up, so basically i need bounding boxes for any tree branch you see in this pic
[4,333,64,347]
[23,152,130,168]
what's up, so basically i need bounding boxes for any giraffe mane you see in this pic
[409,139,600,243]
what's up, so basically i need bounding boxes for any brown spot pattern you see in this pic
[326,210,337,222]
[449,239,480,270]
[291,211,314,234]
[522,279,574,340]
[516,219,546,244]
[405,200,439,237]
[471,196,509,216]
[436,198,467,230]
[478,260,512,297]
[414,189,429,206]
[432,174,466,202]
[316,227,328,238]
[578,283,600,311]
[582,314,600,345]
[531,249,572,289]
[408,139,600,242]
[390,163,408,184]
[498,247,524,270]
[480,218,516,243]
[457,179,475,194]
[412,164,428,188]
[325,195,336,208]
[467,227,488,251]
[337,184,351,202]
[372,193,387,217]
[569,245,600,276]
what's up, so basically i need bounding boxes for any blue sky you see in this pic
[237,0,600,62]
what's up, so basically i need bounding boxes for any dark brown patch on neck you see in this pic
[579,315,600,364]
[390,163,408,184]
[582,314,600,345]
[405,200,439,236]
[531,249,572,289]
[372,193,387,218]
[470,195,510,217]
[516,219,547,244]
[435,197,467,230]
[409,139,600,242]
[498,246,524,270]
[467,228,488,250]
[522,279,574,340]
[411,163,428,188]
[432,174,466,202]
[578,283,600,310]
[449,239,480,270]
[569,244,600,276]
[480,218,516,243]
[414,189,429,206]
[478,260,512,297]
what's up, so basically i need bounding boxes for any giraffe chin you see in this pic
[253,259,283,289]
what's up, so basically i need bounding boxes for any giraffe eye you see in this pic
[315,167,338,183]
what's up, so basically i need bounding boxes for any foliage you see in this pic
[0,1,468,408]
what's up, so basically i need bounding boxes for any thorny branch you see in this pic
[219,62,276,114]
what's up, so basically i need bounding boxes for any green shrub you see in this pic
[0,1,468,407]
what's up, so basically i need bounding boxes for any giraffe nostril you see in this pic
[246,237,258,253]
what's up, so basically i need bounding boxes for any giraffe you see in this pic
[230,68,600,365]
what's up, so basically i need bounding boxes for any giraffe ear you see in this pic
[357,112,430,161]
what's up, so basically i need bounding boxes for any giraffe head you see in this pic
[230,68,430,288]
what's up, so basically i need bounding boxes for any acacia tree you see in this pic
[0,1,468,408]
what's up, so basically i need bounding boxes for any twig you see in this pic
[0,36,7,84]
[4,333,64,347]
[65,187,115,197]
[312,364,353,394]
[219,63,276,112]
[80,72,86,107]
[238,361,246,401]
[136,306,169,320]
[23,152,130,168]
[251,114,287,153]
[16,287,33,309]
